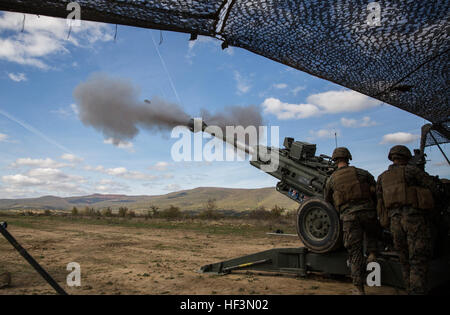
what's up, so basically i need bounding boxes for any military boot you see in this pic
[352,285,365,295]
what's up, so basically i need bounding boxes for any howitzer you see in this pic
[188,119,341,253]
[194,119,450,288]
[250,137,343,253]
[189,119,450,255]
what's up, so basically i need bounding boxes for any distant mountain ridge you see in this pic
[0,187,299,212]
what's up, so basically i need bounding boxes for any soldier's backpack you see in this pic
[381,167,434,210]
[331,166,372,211]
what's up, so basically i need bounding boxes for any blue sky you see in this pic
[0,12,448,198]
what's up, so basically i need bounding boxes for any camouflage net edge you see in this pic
[0,0,449,133]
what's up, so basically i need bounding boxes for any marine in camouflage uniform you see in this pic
[324,147,379,295]
[377,145,439,295]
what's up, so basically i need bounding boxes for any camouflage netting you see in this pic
[422,123,450,148]
[1,0,449,139]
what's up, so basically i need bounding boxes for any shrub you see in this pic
[144,210,152,220]
[102,207,113,217]
[44,209,52,216]
[118,207,128,218]
[248,206,271,220]
[83,207,96,216]
[127,210,136,218]
[150,205,159,217]
[71,207,79,216]
[160,205,181,219]
[270,205,285,218]
[198,199,222,219]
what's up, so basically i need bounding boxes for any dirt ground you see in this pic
[0,216,403,295]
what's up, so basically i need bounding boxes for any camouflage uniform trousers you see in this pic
[342,209,379,288]
[390,210,432,295]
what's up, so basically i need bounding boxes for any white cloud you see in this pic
[291,85,306,96]
[262,97,320,119]
[122,171,158,181]
[0,12,113,69]
[2,174,43,186]
[234,71,251,94]
[8,72,27,82]
[95,179,130,193]
[85,165,158,181]
[84,165,105,172]
[10,157,69,169]
[104,138,134,152]
[106,167,128,176]
[52,104,79,118]
[61,153,83,163]
[165,183,181,191]
[273,83,288,89]
[380,132,420,144]
[27,168,84,182]
[262,90,382,120]
[1,167,86,196]
[149,161,171,171]
[308,129,340,140]
[70,103,79,115]
[0,133,8,142]
[307,90,381,113]
[341,116,377,128]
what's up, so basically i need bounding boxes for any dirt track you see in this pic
[0,216,402,295]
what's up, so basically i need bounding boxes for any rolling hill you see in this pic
[0,187,299,212]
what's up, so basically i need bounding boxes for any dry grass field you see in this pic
[0,214,402,295]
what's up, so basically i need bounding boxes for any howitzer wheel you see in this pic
[296,198,342,253]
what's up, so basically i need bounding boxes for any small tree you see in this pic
[44,209,52,216]
[118,207,128,218]
[71,207,79,216]
[150,205,159,217]
[270,205,285,218]
[199,198,221,219]
[127,210,136,218]
[83,206,95,216]
[249,206,270,220]
[160,205,181,219]
[102,207,113,217]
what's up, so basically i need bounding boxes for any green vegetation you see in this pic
[0,214,296,237]
[118,207,128,218]
[158,206,182,219]
[0,202,297,236]
[198,199,223,220]
[248,205,287,220]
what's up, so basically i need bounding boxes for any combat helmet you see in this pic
[388,145,412,161]
[332,147,352,161]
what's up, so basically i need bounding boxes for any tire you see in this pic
[296,198,342,253]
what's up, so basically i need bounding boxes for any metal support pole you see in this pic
[429,132,450,166]
[0,222,67,295]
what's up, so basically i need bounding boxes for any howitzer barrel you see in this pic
[188,118,255,156]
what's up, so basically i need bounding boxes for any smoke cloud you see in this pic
[73,73,263,145]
